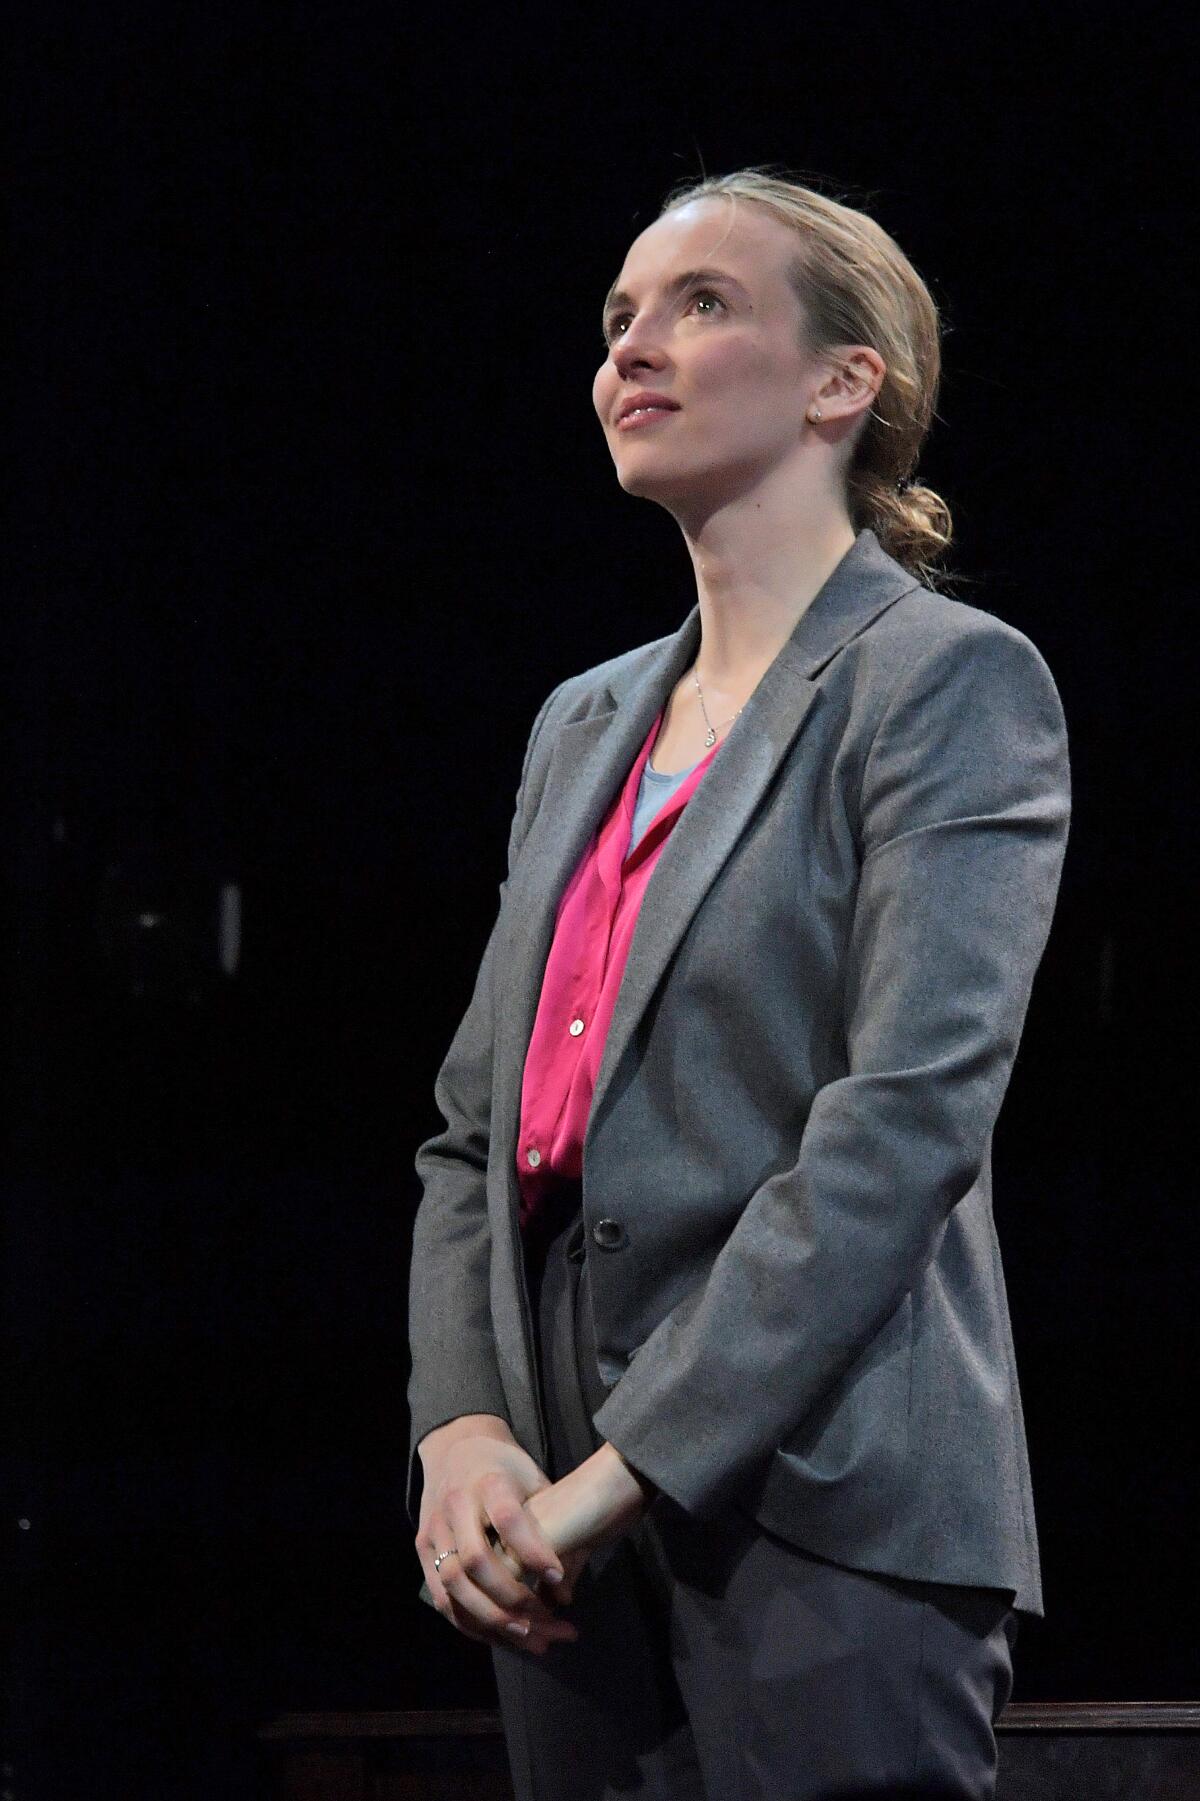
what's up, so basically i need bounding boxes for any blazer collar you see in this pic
[490,527,921,1217]
[606,525,921,707]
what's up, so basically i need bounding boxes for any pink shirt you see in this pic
[517,708,721,1234]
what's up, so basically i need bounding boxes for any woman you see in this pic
[406,168,1071,1799]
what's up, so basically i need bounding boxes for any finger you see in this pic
[493,1544,578,1615]
[426,1537,578,1655]
[482,1486,569,1592]
[494,1530,585,1611]
[441,1492,573,1634]
[439,1570,579,1653]
[540,1554,583,1608]
[420,1540,571,1653]
[417,1494,578,1650]
[416,1525,468,1623]
[549,1544,592,1607]
[445,1590,576,1656]
[419,1508,567,1647]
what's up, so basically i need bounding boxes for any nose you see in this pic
[610,316,668,379]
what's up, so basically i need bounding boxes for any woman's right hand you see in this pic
[415,1415,581,1655]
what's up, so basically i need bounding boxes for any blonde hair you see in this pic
[660,167,954,589]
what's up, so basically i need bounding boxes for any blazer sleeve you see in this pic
[591,619,1072,1518]
[405,680,563,1529]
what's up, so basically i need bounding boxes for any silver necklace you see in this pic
[693,668,743,748]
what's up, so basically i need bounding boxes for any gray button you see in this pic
[592,1218,624,1250]
[568,1018,585,1037]
[526,1148,541,1168]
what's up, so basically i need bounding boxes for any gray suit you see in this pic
[407,527,1070,1618]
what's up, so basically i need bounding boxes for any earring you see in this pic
[809,408,822,422]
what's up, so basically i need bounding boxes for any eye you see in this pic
[688,289,724,318]
[602,287,727,345]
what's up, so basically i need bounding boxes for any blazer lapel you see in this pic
[490,613,701,1208]
[492,527,920,1208]
[584,528,922,1146]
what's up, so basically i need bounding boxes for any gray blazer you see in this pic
[407,527,1070,1617]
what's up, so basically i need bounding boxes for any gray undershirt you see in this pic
[629,753,701,853]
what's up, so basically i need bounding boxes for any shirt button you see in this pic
[526,1148,541,1168]
[568,1018,585,1037]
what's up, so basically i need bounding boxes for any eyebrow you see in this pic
[601,266,750,326]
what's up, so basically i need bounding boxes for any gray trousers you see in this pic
[493,1192,1018,1801]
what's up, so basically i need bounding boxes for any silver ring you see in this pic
[433,1545,459,1574]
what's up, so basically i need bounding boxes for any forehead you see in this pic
[613,196,795,294]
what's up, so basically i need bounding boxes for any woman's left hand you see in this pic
[492,1442,656,1606]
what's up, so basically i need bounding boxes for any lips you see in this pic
[616,392,680,424]
[616,407,677,432]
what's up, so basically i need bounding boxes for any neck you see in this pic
[675,464,857,686]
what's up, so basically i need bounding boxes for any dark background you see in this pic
[5,3,1195,1796]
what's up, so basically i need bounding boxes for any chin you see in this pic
[614,454,725,515]
[616,465,661,498]
[614,453,692,500]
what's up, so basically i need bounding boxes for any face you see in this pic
[593,197,828,516]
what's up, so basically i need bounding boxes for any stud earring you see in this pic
[809,408,822,422]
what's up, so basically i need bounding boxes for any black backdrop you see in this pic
[6,4,1196,1796]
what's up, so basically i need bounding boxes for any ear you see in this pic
[814,346,887,422]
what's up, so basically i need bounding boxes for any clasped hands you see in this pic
[416,1415,656,1656]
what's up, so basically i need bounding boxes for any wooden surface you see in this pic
[257,1703,1200,1801]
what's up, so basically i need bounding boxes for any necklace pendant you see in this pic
[704,727,716,747]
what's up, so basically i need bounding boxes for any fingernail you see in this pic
[506,1621,530,1638]
[544,1568,564,1584]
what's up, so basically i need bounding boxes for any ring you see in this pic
[433,1545,459,1574]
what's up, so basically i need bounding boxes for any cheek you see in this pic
[593,363,616,418]
[694,336,788,405]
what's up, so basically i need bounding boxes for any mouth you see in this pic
[615,403,679,432]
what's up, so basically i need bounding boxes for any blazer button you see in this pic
[592,1218,624,1251]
